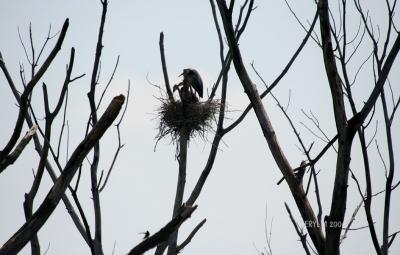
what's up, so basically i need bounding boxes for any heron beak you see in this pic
[178,72,184,77]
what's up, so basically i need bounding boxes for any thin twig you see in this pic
[284,202,311,255]
[99,81,130,192]
[0,19,69,163]
[176,219,207,252]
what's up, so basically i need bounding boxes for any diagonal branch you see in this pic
[223,10,319,134]
[285,202,311,255]
[4,63,91,247]
[128,205,197,255]
[0,125,37,172]
[348,32,400,132]
[0,95,124,255]
[216,0,325,253]
[176,219,207,253]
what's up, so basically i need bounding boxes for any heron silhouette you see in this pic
[173,68,203,102]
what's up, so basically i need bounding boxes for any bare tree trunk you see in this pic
[167,128,189,255]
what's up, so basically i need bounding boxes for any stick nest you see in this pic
[156,98,220,143]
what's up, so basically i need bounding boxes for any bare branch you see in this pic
[0,125,37,172]
[0,19,69,162]
[381,88,395,255]
[97,55,120,110]
[216,1,325,252]
[86,2,109,253]
[284,0,321,46]
[284,202,311,255]
[223,9,319,134]
[70,189,95,254]
[99,81,131,192]
[56,88,69,160]
[388,230,400,248]
[0,95,125,255]
[176,219,207,252]
[159,32,175,102]
[8,81,91,246]
[128,205,198,255]
[348,31,400,132]
[389,95,400,125]
[340,197,363,243]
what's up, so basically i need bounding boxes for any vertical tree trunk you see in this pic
[167,128,189,255]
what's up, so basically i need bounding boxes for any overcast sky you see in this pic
[0,1,399,254]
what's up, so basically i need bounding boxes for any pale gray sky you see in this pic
[0,1,399,254]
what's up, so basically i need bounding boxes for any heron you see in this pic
[173,68,203,100]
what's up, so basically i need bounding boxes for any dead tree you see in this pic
[0,1,128,254]
[214,0,400,255]
[1,1,398,254]
[127,2,257,254]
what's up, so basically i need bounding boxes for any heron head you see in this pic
[179,68,191,78]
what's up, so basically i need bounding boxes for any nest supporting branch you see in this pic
[167,127,189,254]
[155,96,219,253]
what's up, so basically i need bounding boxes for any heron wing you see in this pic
[191,69,203,98]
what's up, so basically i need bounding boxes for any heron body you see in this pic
[180,68,203,98]
[175,81,193,104]
[173,68,203,103]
